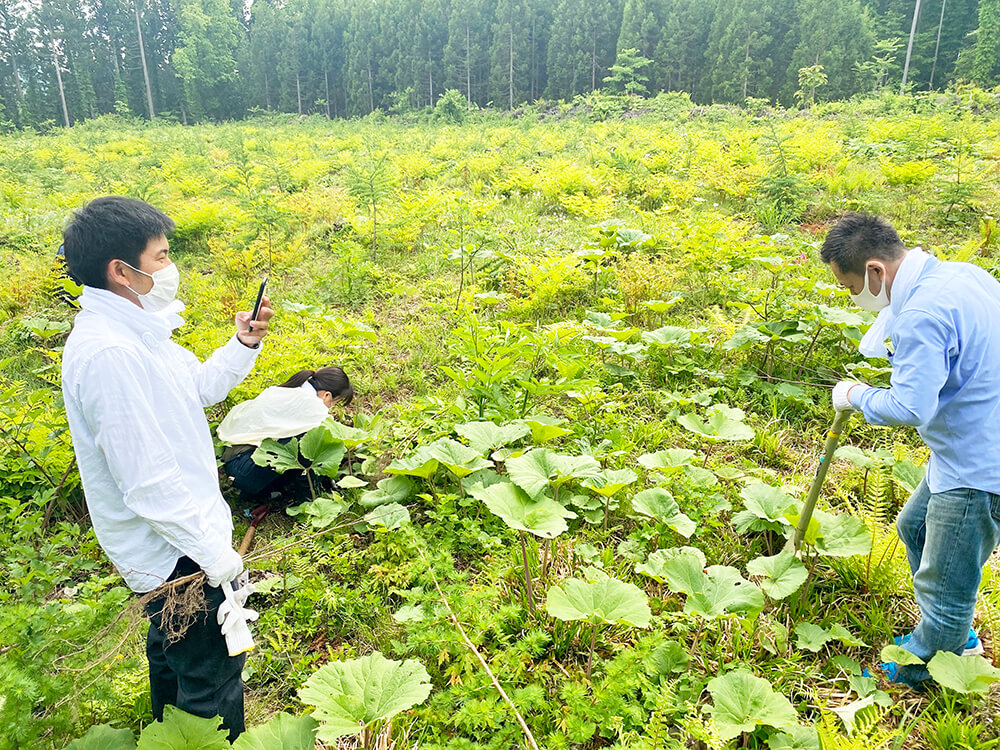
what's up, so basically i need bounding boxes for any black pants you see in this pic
[224,442,310,501]
[144,556,246,741]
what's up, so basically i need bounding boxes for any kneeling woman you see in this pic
[218,366,354,501]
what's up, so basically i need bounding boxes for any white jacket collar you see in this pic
[79,286,186,347]
[858,248,933,358]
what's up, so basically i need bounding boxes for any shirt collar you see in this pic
[79,286,185,347]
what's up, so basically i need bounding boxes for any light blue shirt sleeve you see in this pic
[854,309,956,427]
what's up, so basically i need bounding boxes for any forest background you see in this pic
[4,0,1000,130]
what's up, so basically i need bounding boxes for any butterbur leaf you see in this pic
[813,511,872,557]
[637,448,697,473]
[506,449,601,498]
[425,438,493,478]
[683,465,718,488]
[641,326,692,347]
[740,481,798,524]
[252,438,302,473]
[746,550,807,600]
[645,640,689,676]
[231,713,319,750]
[362,503,410,531]
[66,725,136,750]
[359,476,416,508]
[523,415,572,443]
[385,447,439,479]
[834,445,877,468]
[545,577,651,628]
[629,488,696,538]
[677,404,755,442]
[684,566,764,619]
[298,652,432,740]
[635,546,706,592]
[581,468,638,497]
[300,426,347,477]
[878,644,924,666]
[322,420,372,449]
[135,706,229,749]
[454,420,530,455]
[828,624,867,648]
[470,479,575,539]
[794,623,833,652]
[337,476,369,489]
[892,460,925,494]
[287,495,348,529]
[927,652,1000,694]
[707,671,798,739]
[767,726,820,750]
[392,604,425,623]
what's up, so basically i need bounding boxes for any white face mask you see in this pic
[121,261,180,312]
[850,265,890,312]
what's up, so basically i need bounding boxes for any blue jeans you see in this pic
[894,479,1000,685]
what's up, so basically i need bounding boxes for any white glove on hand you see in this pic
[218,580,258,656]
[203,547,244,588]
[833,381,869,412]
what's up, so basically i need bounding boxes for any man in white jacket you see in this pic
[60,196,273,740]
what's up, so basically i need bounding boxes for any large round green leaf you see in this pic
[746,550,807,600]
[506,449,601,498]
[66,725,136,750]
[300,425,347,477]
[384,446,439,479]
[629,488,696,538]
[298,652,432,740]
[424,437,493,478]
[635,546,706,593]
[637,448,697,474]
[812,510,872,557]
[469,479,575,538]
[135,706,229,750]
[677,404,755,442]
[739,481,798,524]
[545,577,651,628]
[706,671,798,740]
[684,566,764,619]
[927,652,1000,694]
[232,713,319,750]
[322,419,372,449]
[454,420,530,455]
[252,438,302,474]
[581,468,638,498]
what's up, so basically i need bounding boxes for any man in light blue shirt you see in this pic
[823,213,1000,687]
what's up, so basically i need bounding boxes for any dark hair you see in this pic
[280,366,354,405]
[820,213,906,276]
[62,196,176,289]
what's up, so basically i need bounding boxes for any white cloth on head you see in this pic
[299,379,316,393]
[217,385,329,446]
[62,286,261,593]
[858,247,932,359]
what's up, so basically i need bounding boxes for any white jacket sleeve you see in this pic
[173,334,260,408]
[76,347,230,567]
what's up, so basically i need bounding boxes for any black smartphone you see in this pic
[249,276,268,331]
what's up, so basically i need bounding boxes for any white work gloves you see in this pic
[832,380,871,412]
[218,577,258,656]
[202,547,244,588]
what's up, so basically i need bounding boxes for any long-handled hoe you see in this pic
[787,409,853,553]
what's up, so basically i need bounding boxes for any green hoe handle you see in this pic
[792,409,853,552]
